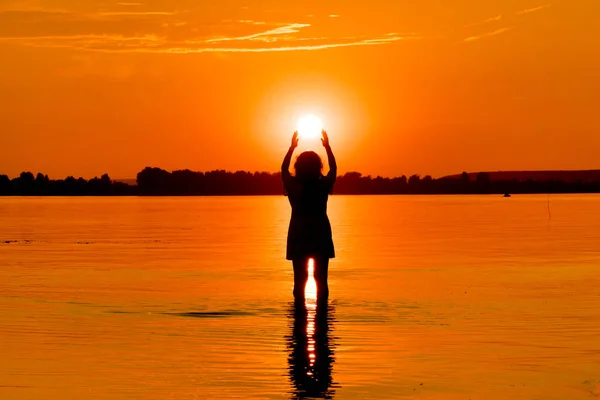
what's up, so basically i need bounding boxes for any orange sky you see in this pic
[1,0,598,178]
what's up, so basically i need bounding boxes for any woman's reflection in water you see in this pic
[287,259,337,399]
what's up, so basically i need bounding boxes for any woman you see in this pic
[282,130,337,299]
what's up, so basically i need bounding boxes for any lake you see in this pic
[1,195,600,399]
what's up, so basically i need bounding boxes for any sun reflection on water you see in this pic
[287,258,336,399]
[305,258,317,371]
[305,258,317,301]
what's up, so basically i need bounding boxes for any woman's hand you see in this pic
[321,130,330,148]
[291,131,299,149]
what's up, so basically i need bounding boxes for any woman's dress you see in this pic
[284,176,335,260]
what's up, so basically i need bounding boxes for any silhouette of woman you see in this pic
[282,130,337,299]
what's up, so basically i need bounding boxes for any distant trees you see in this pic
[475,172,491,194]
[0,172,132,196]
[408,174,421,193]
[137,167,174,195]
[1,167,600,196]
[0,175,10,194]
[136,167,284,195]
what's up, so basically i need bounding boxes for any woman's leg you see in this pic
[292,258,309,299]
[314,257,330,300]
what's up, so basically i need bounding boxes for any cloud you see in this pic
[152,36,407,54]
[516,4,551,15]
[162,21,187,28]
[465,14,502,27]
[464,27,512,42]
[206,23,311,43]
[0,31,415,54]
[329,14,340,18]
[0,33,162,48]
[94,11,176,16]
[0,7,419,54]
[117,2,144,5]
[237,20,267,25]
[0,7,179,21]
[0,5,188,40]
[0,3,71,14]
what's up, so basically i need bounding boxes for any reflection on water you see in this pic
[287,258,337,399]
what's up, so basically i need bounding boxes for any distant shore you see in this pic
[2,167,600,196]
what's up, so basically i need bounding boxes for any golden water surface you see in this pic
[1,195,600,399]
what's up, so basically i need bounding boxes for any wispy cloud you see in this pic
[0,6,179,18]
[0,6,418,54]
[0,32,414,54]
[206,23,310,43]
[161,21,187,28]
[516,4,551,15]
[170,36,406,54]
[464,27,512,42]
[329,14,340,18]
[0,33,161,45]
[0,3,71,14]
[465,14,502,27]
[238,20,267,25]
[93,11,176,16]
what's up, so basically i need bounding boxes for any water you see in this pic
[1,195,600,399]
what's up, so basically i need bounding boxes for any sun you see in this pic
[297,114,323,139]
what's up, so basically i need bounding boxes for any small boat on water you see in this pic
[503,192,511,198]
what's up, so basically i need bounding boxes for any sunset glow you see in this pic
[297,115,323,139]
[1,0,598,179]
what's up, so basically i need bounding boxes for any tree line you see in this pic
[0,172,133,196]
[1,168,600,196]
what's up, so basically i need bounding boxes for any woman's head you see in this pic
[294,151,323,180]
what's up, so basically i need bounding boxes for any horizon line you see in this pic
[3,167,600,182]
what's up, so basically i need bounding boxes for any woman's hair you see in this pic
[294,151,323,180]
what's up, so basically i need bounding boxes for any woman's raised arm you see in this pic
[281,131,299,180]
[322,130,337,181]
